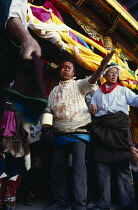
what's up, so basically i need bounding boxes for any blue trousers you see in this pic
[51,142,87,207]
[96,162,134,208]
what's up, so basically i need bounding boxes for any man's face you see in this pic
[104,67,119,86]
[60,62,74,81]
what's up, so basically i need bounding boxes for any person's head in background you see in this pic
[103,63,120,86]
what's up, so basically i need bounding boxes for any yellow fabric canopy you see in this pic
[27,3,138,90]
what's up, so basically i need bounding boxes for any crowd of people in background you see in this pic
[0,1,138,210]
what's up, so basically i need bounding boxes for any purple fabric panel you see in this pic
[43,1,64,22]
[11,52,47,99]
[30,6,51,22]
[30,1,64,23]
[69,31,82,44]
[0,111,16,136]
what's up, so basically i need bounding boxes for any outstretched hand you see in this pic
[100,50,115,69]
[88,49,115,84]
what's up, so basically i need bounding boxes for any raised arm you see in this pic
[88,50,115,84]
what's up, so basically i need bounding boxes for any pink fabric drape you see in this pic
[0,111,16,136]
[30,0,64,23]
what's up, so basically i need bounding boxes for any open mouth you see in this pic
[63,71,69,75]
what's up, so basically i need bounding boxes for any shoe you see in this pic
[43,203,70,210]
[72,204,86,210]
[91,208,110,210]
[87,202,96,209]
[43,203,62,210]
[25,195,33,206]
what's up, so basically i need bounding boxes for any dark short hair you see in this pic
[59,60,75,72]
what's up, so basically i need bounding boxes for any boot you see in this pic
[4,175,22,208]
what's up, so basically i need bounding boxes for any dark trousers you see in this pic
[96,162,134,208]
[51,142,87,207]
[132,170,138,203]
[0,154,22,179]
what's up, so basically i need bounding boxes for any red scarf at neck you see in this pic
[101,82,118,94]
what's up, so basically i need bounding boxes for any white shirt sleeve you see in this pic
[7,0,28,29]
[90,90,98,106]
[125,87,138,107]
[76,77,97,95]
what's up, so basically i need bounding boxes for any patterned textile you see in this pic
[4,175,22,207]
